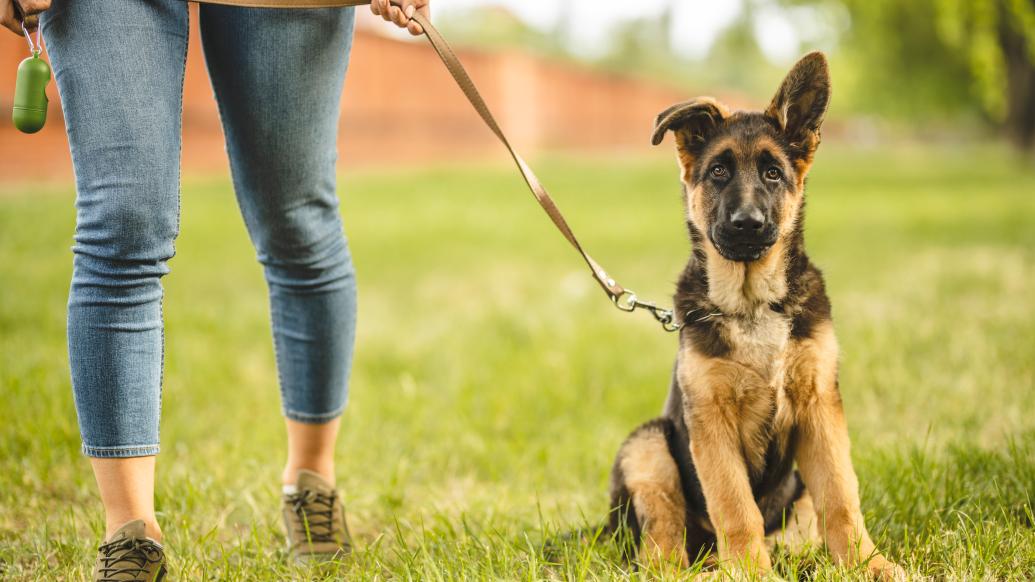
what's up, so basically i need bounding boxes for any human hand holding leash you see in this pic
[370,0,428,36]
[2,0,49,35]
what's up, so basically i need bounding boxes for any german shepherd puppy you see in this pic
[608,52,904,579]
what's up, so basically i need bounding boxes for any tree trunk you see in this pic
[999,1,1035,150]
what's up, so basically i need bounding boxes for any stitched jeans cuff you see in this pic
[283,406,345,425]
[82,444,160,458]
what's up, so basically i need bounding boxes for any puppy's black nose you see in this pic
[730,207,765,232]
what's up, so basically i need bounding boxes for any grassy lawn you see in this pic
[1,143,1034,580]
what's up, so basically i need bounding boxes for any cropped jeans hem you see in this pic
[82,444,161,459]
[283,404,346,425]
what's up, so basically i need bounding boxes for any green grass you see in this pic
[1,143,1034,580]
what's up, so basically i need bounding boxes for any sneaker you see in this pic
[282,469,352,562]
[92,519,167,582]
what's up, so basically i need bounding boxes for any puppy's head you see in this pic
[653,51,831,263]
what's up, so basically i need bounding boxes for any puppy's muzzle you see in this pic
[711,206,777,262]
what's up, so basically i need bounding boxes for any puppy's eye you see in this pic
[710,164,728,179]
[764,167,782,181]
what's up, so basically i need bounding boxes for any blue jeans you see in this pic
[41,0,358,458]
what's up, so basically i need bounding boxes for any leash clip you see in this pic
[612,290,683,333]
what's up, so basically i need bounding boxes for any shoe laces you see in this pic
[96,537,163,582]
[288,489,339,544]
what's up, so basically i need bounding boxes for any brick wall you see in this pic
[0,6,699,182]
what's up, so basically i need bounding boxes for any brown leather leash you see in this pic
[190,0,682,332]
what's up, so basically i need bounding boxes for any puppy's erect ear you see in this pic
[765,51,831,156]
[651,97,728,148]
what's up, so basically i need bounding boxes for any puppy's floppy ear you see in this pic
[651,97,728,147]
[765,51,830,157]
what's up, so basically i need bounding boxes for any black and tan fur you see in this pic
[608,52,904,579]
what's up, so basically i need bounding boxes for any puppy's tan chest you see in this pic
[723,311,791,387]
[679,311,799,478]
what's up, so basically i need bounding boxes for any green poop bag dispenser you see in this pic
[12,23,50,134]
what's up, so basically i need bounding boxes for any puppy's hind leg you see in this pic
[768,489,821,552]
[609,419,689,568]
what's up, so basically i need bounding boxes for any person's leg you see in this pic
[284,417,341,485]
[41,0,189,541]
[198,6,357,487]
[90,457,159,538]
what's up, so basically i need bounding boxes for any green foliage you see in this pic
[809,0,980,120]
[434,6,566,58]
[436,1,1035,133]
[2,146,1035,578]
[934,0,1035,119]
[436,4,700,91]
[595,9,682,80]
[683,2,790,100]
[784,0,1035,127]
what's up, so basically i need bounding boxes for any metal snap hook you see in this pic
[612,290,638,312]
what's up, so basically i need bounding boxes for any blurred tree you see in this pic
[443,2,701,90]
[435,3,700,91]
[596,2,688,82]
[435,5,565,57]
[784,0,1035,149]
[436,0,1035,149]
[933,0,1035,148]
[597,0,788,97]
[700,0,788,98]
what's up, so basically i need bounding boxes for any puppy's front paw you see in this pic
[866,555,907,581]
[638,541,690,570]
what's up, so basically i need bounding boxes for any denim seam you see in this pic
[154,2,191,453]
[268,294,291,416]
[82,444,161,458]
[283,403,346,424]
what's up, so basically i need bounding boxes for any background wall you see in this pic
[0,6,698,181]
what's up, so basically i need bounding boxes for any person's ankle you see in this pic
[105,516,162,542]
[282,463,335,487]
